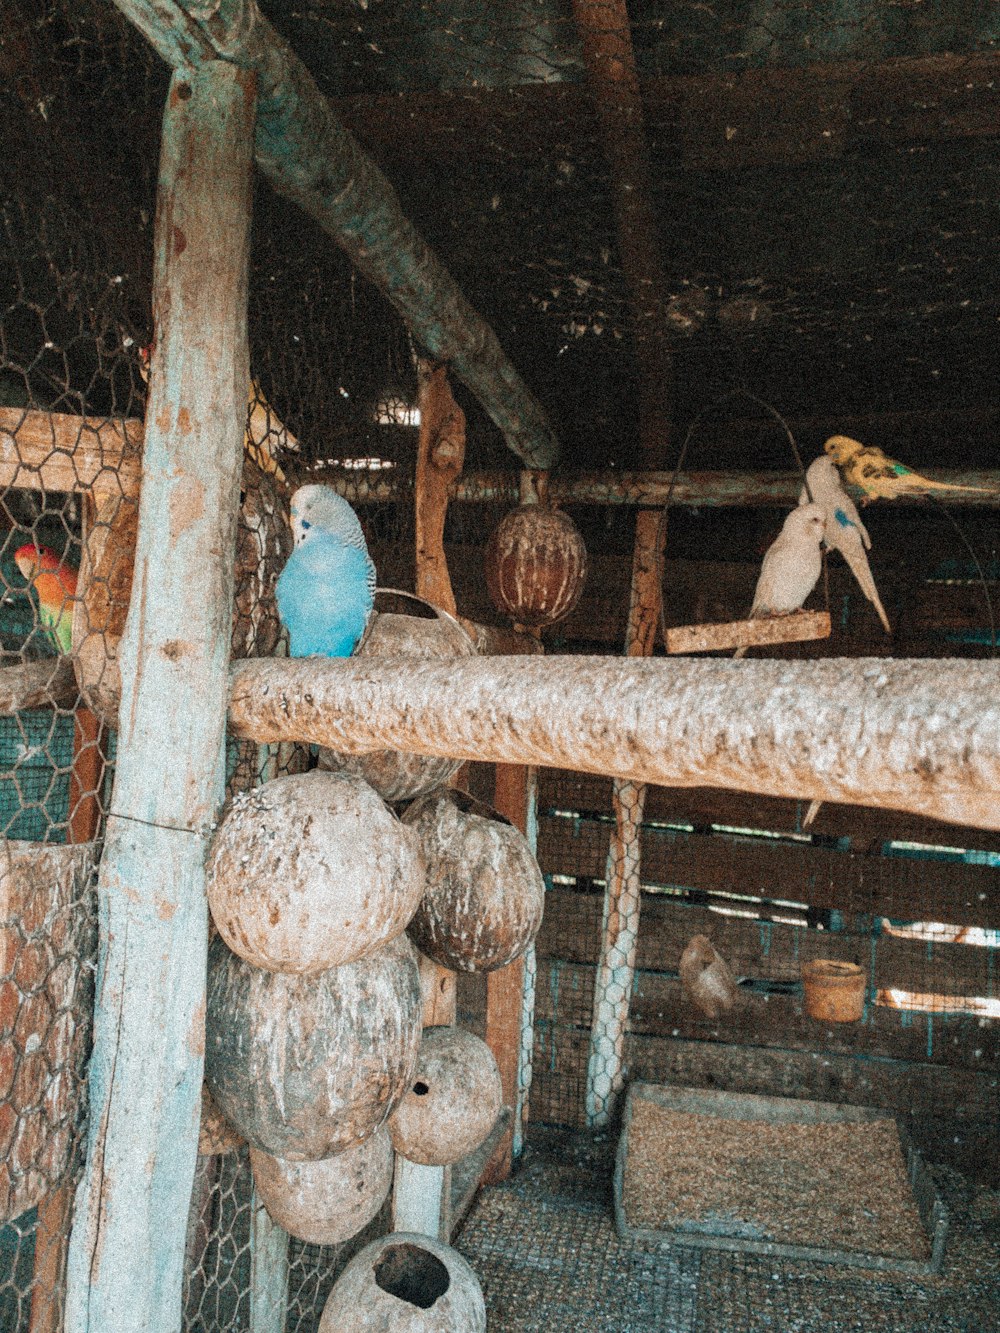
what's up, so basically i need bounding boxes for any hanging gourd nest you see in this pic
[657,389,831,657]
[388,1025,503,1167]
[318,589,477,802]
[205,931,421,1161]
[250,1126,394,1245]
[402,788,545,972]
[484,476,588,629]
[206,770,426,975]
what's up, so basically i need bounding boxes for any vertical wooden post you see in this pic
[481,761,534,1185]
[391,360,466,1239]
[249,1185,289,1333]
[585,509,663,1126]
[64,61,256,1333]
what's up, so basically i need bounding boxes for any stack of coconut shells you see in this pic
[202,597,544,1330]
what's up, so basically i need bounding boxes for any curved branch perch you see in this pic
[229,655,1000,830]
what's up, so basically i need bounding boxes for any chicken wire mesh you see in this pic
[2,0,999,1327]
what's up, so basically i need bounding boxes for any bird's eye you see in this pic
[301,520,311,530]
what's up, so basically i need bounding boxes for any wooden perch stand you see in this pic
[665,609,832,655]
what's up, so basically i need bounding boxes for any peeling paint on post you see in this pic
[64,62,256,1333]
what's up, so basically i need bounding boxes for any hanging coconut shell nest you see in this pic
[318,589,477,802]
[484,503,588,628]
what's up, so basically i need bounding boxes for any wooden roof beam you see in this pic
[4,406,999,507]
[336,52,1000,173]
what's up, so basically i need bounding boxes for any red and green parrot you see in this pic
[14,542,78,655]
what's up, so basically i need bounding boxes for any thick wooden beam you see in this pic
[0,408,142,499]
[228,655,1000,830]
[5,407,1000,508]
[64,62,255,1333]
[109,0,559,469]
[337,52,1000,173]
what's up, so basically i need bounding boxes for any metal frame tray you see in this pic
[613,1082,949,1275]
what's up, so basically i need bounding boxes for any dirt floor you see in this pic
[455,1126,1000,1333]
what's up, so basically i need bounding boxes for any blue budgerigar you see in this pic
[276,485,376,657]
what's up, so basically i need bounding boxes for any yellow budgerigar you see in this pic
[824,435,996,501]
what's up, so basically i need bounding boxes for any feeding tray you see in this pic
[664,608,831,655]
[614,1083,948,1275]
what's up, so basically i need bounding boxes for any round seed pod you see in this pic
[484,505,587,627]
[319,1232,486,1333]
[205,932,421,1160]
[250,1126,393,1245]
[206,771,426,975]
[403,790,545,973]
[319,591,477,803]
[388,1026,502,1167]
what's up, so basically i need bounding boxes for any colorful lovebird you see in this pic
[14,543,78,655]
[799,455,890,634]
[824,435,996,501]
[733,503,826,658]
[275,485,376,657]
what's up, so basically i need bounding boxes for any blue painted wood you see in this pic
[249,1186,289,1333]
[109,0,560,470]
[63,61,256,1333]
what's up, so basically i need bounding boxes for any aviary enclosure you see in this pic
[1,2,998,1330]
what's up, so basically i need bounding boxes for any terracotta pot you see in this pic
[319,591,477,802]
[484,504,587,627]
[319,1232,486,1332]
[205,932,421,1160]
[403,789,544,972]
[250,1126,392,1245]
[801,959,866,1023]
[207,771,425,975]
[388,1026,502,1166]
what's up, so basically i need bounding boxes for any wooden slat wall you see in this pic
[537,815,1000,929]
[525,770,1000,1181]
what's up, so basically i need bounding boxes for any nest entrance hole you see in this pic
[374,1243,450,1309]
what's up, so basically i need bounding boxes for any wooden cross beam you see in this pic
[228,654,1000,831]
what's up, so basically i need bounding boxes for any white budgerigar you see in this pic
[275,485,376,657]
[799,456,890,634]
[733,503,826,658]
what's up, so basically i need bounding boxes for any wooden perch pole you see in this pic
[109,0,559,470]
[64,62,255,1333]
[229,655,1000,830]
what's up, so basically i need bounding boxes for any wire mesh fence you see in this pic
[1,0,999,1327]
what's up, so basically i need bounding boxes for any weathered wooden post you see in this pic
[64,60,256,1333]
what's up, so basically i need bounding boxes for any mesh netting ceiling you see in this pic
[2,0,998,473]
